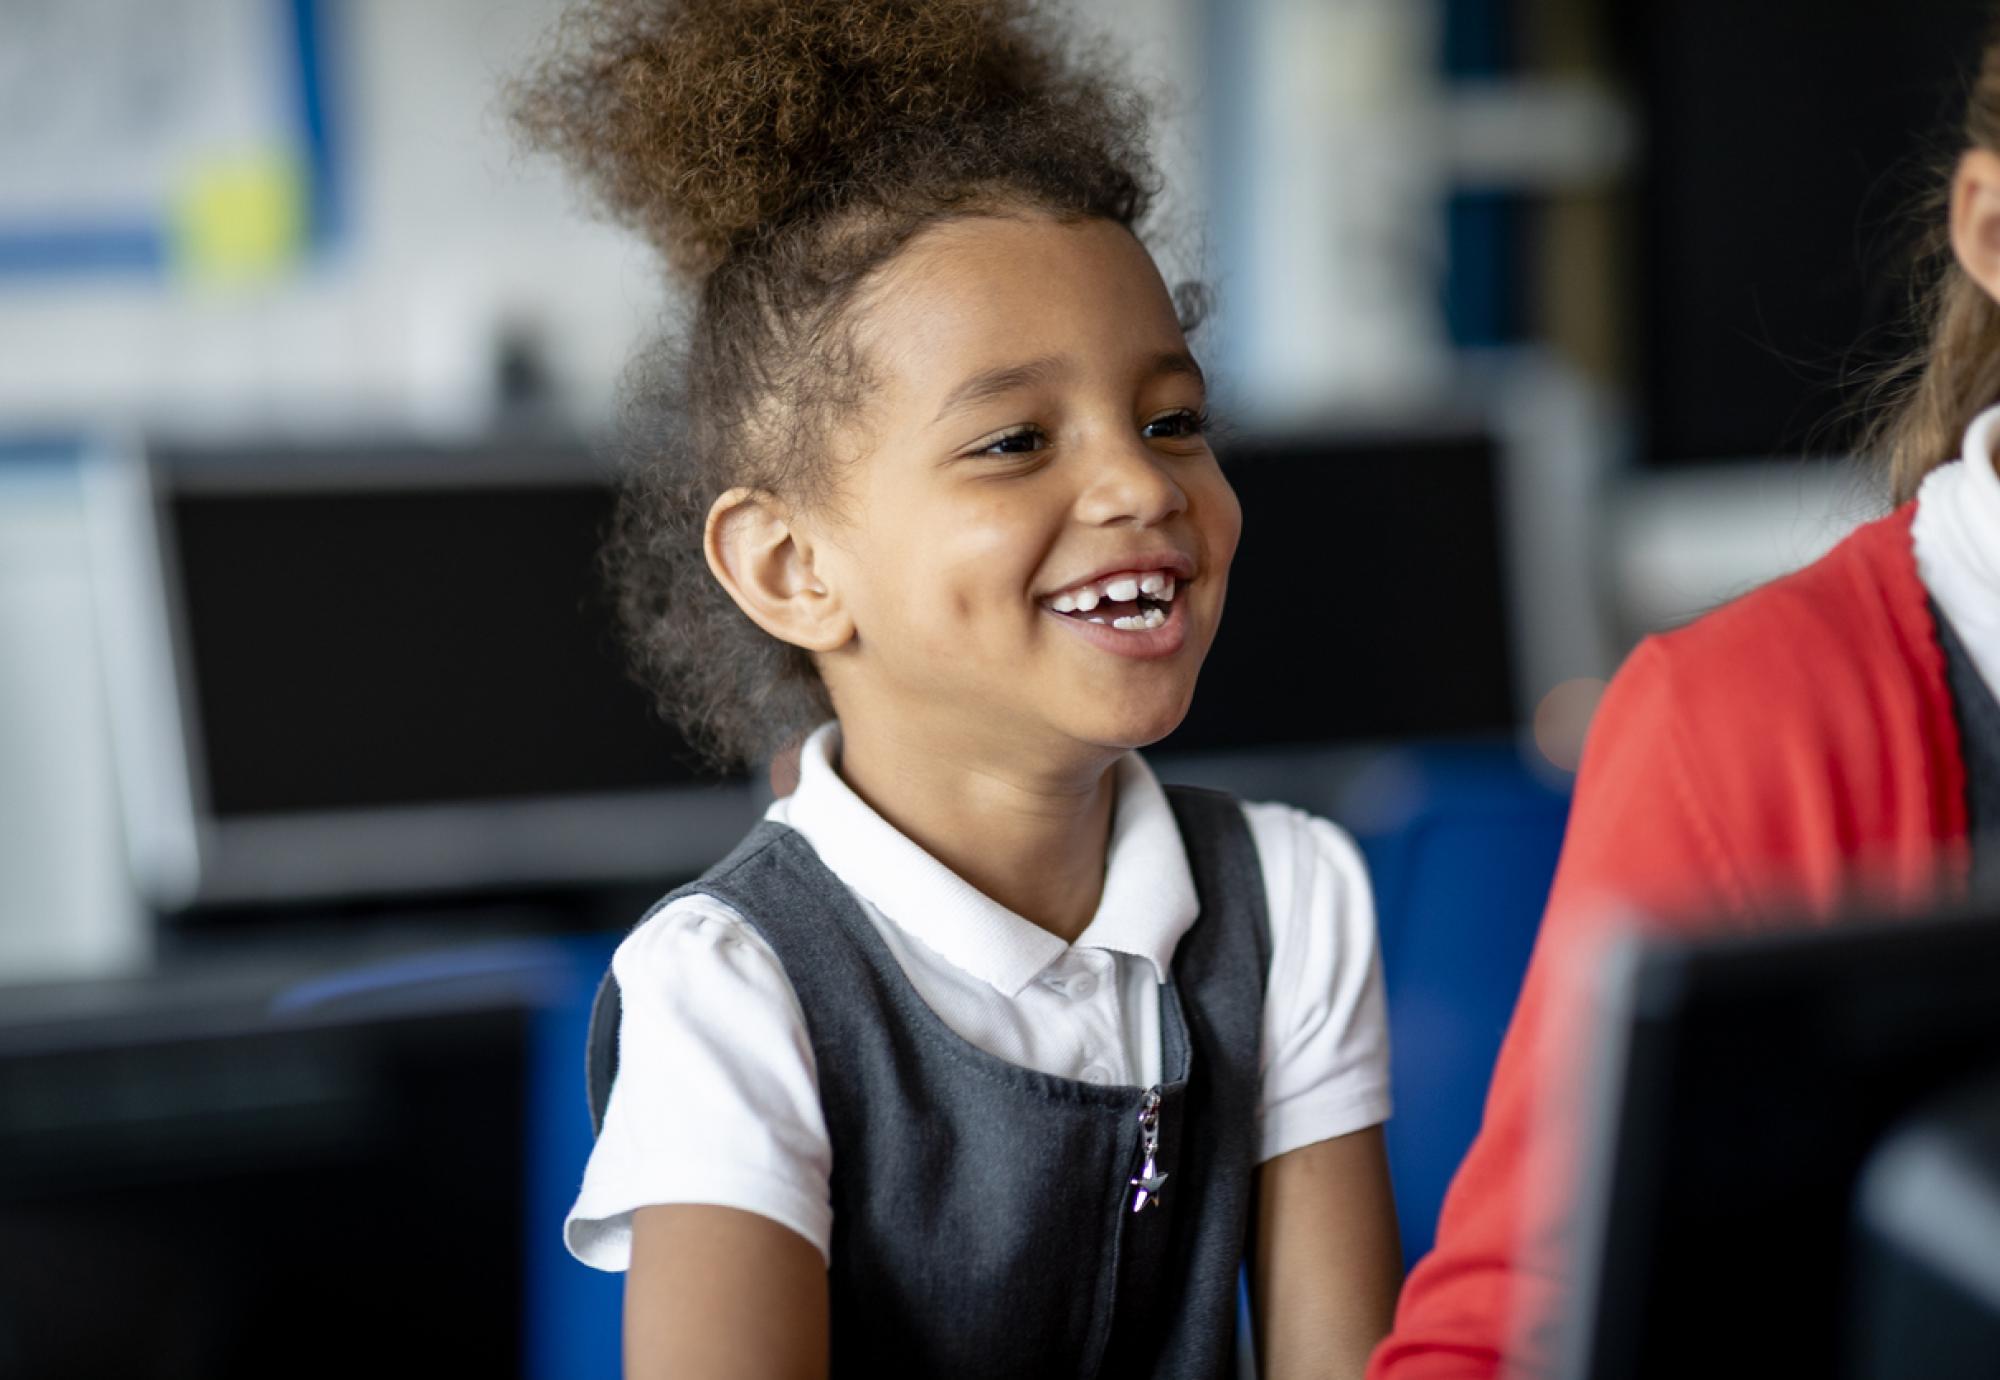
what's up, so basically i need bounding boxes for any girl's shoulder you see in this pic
[1560,503,1958,922]
[1235,799,1372,924]
[1643,503,1932,715]
[1232,800,1379,975]
[1158,783,1370,918]
[611,890,811,1033]
[1594,501,1949,827]
[573,892,835,1271]
[1231,799,1392,1157]
[1151,785,1375,956]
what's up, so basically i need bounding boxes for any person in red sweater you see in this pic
[1370,31,2000,1380]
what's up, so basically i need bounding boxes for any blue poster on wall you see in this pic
[0,0,335,281]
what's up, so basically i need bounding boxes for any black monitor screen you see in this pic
[1162,430,1516,753]
[1565,908,2000,1380]
[1622,0,1990,464]
[163,453,713,819]
[0,998,533,1379]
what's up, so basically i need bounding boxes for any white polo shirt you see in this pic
[1914,403,2000,701]
[566,722,1391,1269]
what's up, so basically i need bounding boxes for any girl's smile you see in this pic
[1039,556,1197,659]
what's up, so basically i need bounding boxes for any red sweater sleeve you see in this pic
[1367,637,1752,1379]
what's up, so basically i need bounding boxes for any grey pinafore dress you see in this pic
[587,784,1270,1379]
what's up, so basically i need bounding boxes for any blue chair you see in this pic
[1349,745,1569,1269]
[522,934,626,1380]
[275,936,624,1380]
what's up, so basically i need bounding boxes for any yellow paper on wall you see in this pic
[170,151,307,285]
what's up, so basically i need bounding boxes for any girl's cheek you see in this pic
[951,492,1047,558]
[1187,473,1241,568]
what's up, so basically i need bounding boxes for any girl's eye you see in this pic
[1143,408,1209,441]
[976,426,1047,456]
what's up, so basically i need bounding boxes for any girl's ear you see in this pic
[704,488,854,653]
[1951,148,2000,304]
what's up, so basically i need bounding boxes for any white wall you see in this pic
[0,0,659,437]
[1222,0,1452,420]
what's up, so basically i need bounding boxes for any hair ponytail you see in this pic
[511,0,1161,769]
[1869,255,2000,502]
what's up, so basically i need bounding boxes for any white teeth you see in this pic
[1085,616,1107,625]
[1110,607,1168,632]
[1044,569,1186,613]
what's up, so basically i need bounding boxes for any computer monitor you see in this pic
[1849,1068,2000,1380]
[1560,905,2000,1379]
[86,427,1517,908]
[84,438,763,911]
[1160,426,1518,756]
[0,963,541,1379]
[1618,0,1990,466]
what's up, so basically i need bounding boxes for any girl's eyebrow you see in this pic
[1153,350,1206,391]
[931,350,1205,424]
[933,355,1067,423]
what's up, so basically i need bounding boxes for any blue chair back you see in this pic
[1350,745,1569,1269]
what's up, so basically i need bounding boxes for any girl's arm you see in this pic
[1370,635,1794,1378]
[1254,1125,1403,1380]
[625,1203,828,1380]
[574,900,835,1378]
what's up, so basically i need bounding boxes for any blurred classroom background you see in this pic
[0,0,1983,1375]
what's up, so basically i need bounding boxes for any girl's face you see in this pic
[810,213,1240,766]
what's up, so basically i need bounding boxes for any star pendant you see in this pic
[1129,1169,1169,1213]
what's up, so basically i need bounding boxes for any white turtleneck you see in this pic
[1912,403,2000,703]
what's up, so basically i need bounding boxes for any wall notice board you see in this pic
[0,0,335,281]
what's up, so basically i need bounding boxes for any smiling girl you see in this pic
[516,2,1400,1375]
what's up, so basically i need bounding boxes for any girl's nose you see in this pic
[1074,437,1190,528]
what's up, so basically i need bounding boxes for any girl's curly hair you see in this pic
[510,0,1165,769]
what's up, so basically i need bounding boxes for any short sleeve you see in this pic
[1243,801,1393,1163]
[563,894,834,1270]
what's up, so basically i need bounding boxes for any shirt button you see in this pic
[1067,974,1098,1000]
[1081,1064,1113,1085]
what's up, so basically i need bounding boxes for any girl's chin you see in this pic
[1056,697,1194,754]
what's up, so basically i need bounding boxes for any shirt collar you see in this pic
[769,723,1199,996]
[1948,404,2000,594]
[1914,407,2000,706]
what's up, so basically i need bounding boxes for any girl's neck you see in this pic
[833,717,1119,944]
